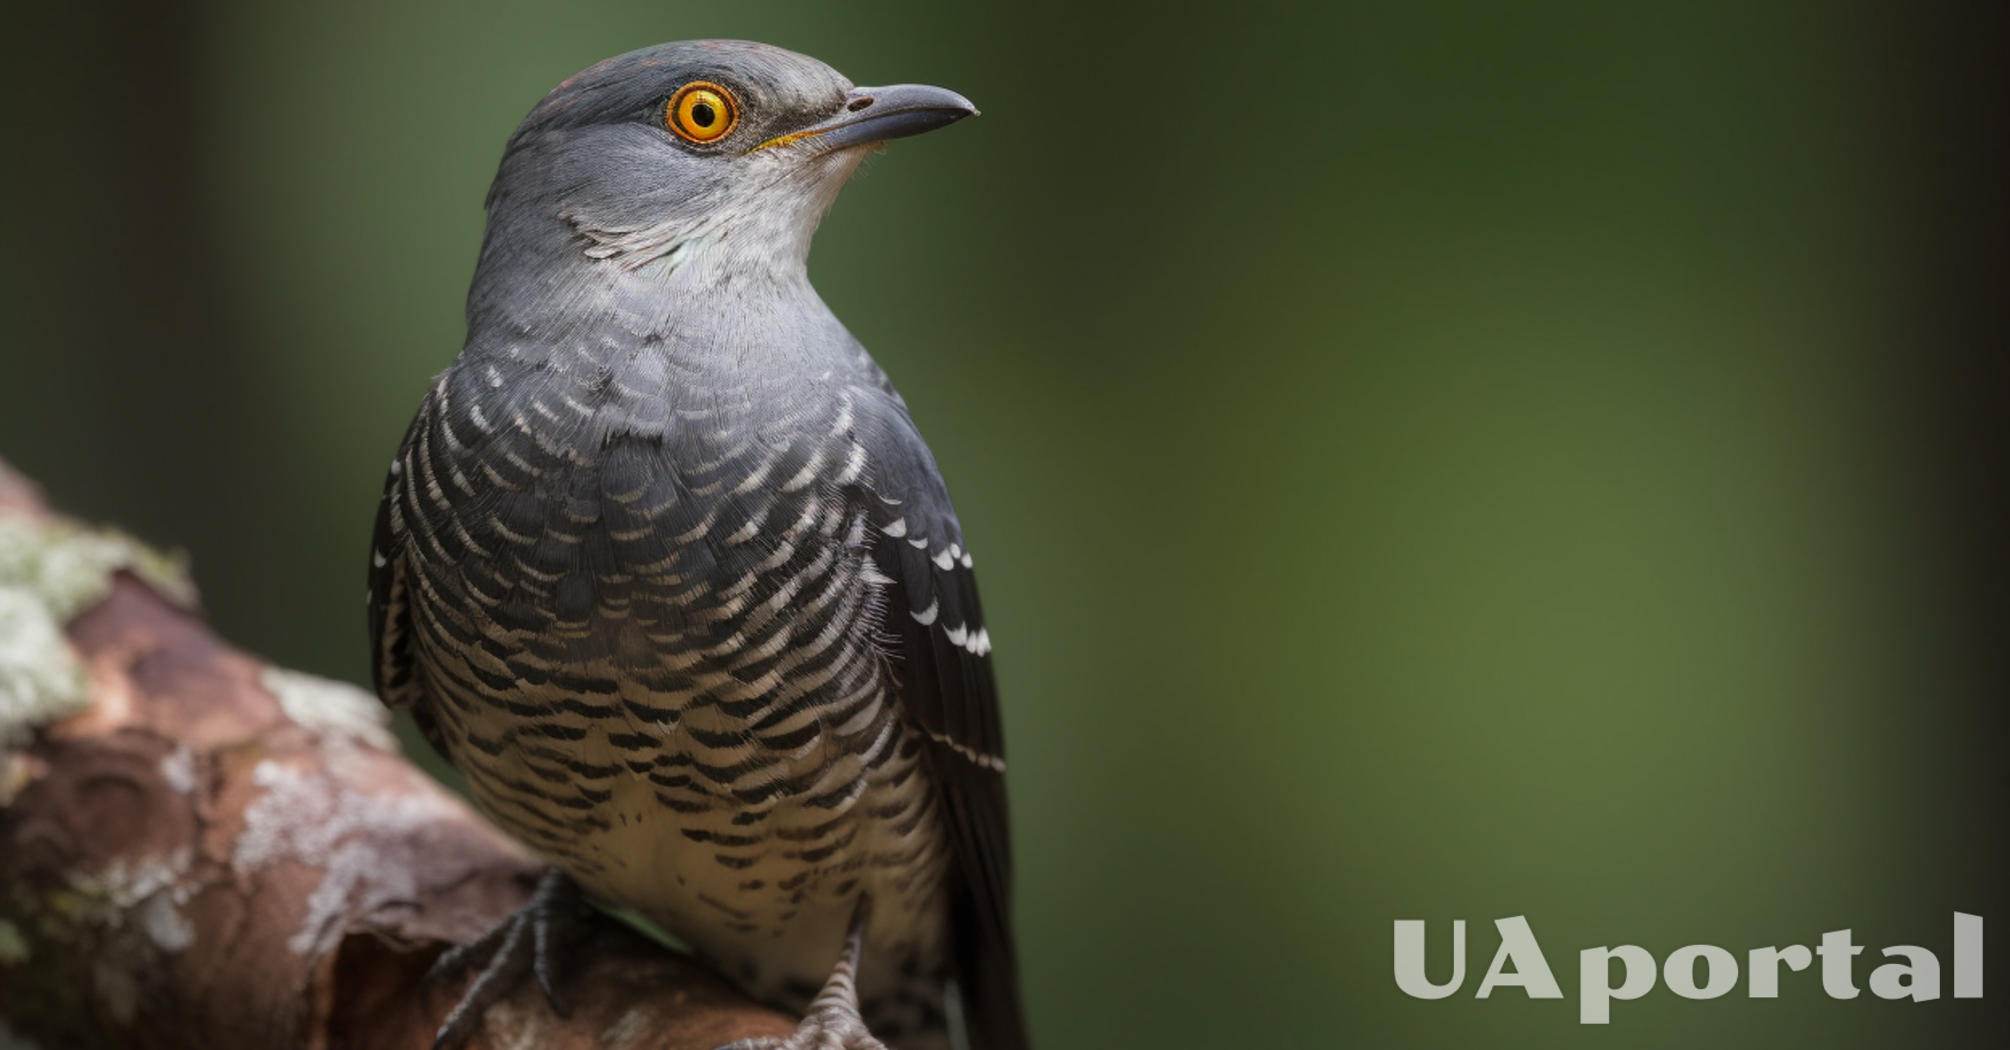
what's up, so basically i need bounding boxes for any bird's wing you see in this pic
[855,393,1028,1050]
[365,386,447,752]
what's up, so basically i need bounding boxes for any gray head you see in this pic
[466,40,975,347]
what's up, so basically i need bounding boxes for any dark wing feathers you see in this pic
[366,388,449,755]
[857,395,1027,1050]
[367,416,415,710]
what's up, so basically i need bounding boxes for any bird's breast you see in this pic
[389,361,950,994]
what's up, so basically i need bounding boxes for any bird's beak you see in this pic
[750,84,978,154]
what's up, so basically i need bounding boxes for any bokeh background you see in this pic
[4,1,2005,1046]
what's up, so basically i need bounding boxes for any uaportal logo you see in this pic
[1394,914,1983,1024]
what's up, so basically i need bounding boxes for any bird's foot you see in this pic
[718,1007,889,1050]
[426,867,588,1049]
[717,897,887,1050]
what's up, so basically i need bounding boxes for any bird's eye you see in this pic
[667,82,738,144]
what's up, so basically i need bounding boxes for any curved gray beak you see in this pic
[752,84,978,154]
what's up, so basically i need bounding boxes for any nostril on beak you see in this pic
[847,96,874,112]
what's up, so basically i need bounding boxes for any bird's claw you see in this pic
[714,896,887,1050]
[714,1008,891,1050]
[427,868,587,1050]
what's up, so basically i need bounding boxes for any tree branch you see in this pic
[0,456,796,1049]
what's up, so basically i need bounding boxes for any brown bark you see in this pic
[0,457,796,1049]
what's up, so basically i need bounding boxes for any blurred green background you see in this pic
[4,1,2005,1047]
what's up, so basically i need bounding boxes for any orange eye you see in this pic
[667,82,738,144]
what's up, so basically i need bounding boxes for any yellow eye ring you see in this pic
[667,82,738,144]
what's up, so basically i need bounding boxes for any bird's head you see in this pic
[472,39,976,298]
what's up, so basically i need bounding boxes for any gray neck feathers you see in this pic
[462,133,868,383]
[452,132,879,450]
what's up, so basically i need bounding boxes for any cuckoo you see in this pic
[366,39,1025,1050]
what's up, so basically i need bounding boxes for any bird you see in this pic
[365,39,1024,1050]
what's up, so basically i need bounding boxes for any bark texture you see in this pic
[0,457,796,1049]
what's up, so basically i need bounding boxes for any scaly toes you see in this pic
[428,869,587,1049]
[713,1002,893,1050]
